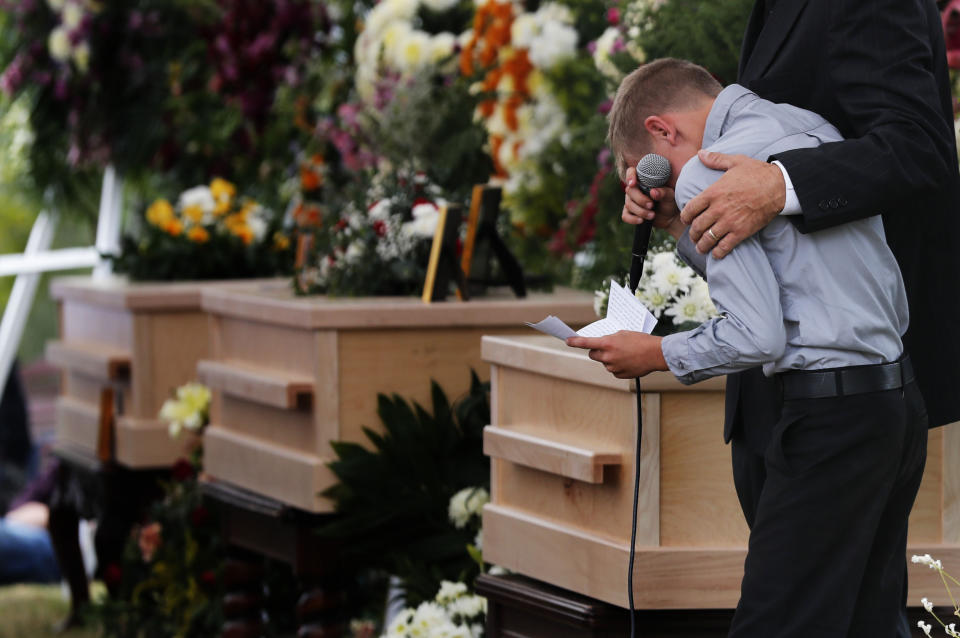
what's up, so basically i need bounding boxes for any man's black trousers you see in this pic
[727,376,928,638]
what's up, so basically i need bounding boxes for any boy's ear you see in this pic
[644,115,676,144]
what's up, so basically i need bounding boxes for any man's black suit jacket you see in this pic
[725,0,960,450]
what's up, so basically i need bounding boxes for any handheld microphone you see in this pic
[626,153,670,638]
[629,154,672,293]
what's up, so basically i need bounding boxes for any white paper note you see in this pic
[526,282,658,342]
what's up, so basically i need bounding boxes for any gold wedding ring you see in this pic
[707,228,719,242]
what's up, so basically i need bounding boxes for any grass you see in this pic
[0,584,99,638]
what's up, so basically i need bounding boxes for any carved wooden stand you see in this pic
[202,478,347,638]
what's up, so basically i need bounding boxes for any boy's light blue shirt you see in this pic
[661,84,908,384]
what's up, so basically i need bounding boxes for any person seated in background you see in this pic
[0,460,60,585]
[567,58,926,636]
[0,361,35,513]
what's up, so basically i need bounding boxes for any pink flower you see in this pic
[138,522,162,563]
[943,0,960,68]
[607,7,620,25]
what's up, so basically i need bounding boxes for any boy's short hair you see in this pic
[608,58,722,181]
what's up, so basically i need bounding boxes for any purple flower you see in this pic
[54,75,69,100]
[597,99,612,115]
[587,40,598,55]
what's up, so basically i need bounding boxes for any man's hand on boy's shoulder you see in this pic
[681,151,786,258]
[622,166,683,239]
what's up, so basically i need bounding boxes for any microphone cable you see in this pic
[628,379,643,638]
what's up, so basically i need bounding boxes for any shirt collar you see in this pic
[703,83,755,148]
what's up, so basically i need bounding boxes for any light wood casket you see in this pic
[480,335,960,610]
[47,277,265,468]
[198,283,596,513]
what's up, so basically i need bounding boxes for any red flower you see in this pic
[607,7,620,25]
[335,219,348,231]
[200,570,217,587]
[171,458,195,482]
[944,0,960,69]
[373,220,387,237]
[190,505,211,527]
[103,563,123,588]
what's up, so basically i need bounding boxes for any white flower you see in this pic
[448,487,489,528]
[46,0,65,11]
[411,601,448,632]
[429,32,457,64]
[917,621,932,637]
[178,185,216,214]
[247,214,268,243]
[921,597,934,612]
[593,288,607,317]
[62,1,85,29]
[912,554,943,570]
[435,580,468,604]
[650,253,694,295]
[47,27,71,62]
[368,199,392,220]
[448,594,487,619]
[510,14,538,49]
[665,289,712,326]
[637,286,669,318]
[385,609,415,637]
[345,240,365,264]
[474,529,483,551]
[528,21,577,69]
[402,202,441,238]
[947,623,960,638]
[395,29,432,72]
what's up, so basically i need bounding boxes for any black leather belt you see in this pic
[779,356,914,401]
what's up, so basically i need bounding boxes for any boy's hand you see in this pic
[622,166,683,239]
[566,331,667,379]
[680,151,785,258]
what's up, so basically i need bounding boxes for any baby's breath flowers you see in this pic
[912,554,960,636]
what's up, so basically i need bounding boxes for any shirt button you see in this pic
[818,200,830,210]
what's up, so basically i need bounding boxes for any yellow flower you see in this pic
[210,177,236,216]
[273,232,290,251]
[146,199,175,227]
[224,211,248,232]
[176,382,211,418]
[232,225,254,245]
[187,226,210,243]
[183,204,205,224]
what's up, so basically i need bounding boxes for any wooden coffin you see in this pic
[480,335,960,610]
[47,277,267,468]
[198,282,596,513]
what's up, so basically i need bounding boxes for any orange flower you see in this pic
[187,226,210,243]
[300,165,322,192]
[273,232,290,251]
[233,226,254,245]
[164,219,183,237]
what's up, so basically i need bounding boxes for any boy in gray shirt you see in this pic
[568,59,927,636]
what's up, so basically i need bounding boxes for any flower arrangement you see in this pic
[0,0,333,209]
[593,246,716,336]
[353,0,468,103]
[383,580,487,638]
[97,456,225,638]
[108,178,293,281]
[293,171,449,296]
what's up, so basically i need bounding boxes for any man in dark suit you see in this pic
[621,0,960,634]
